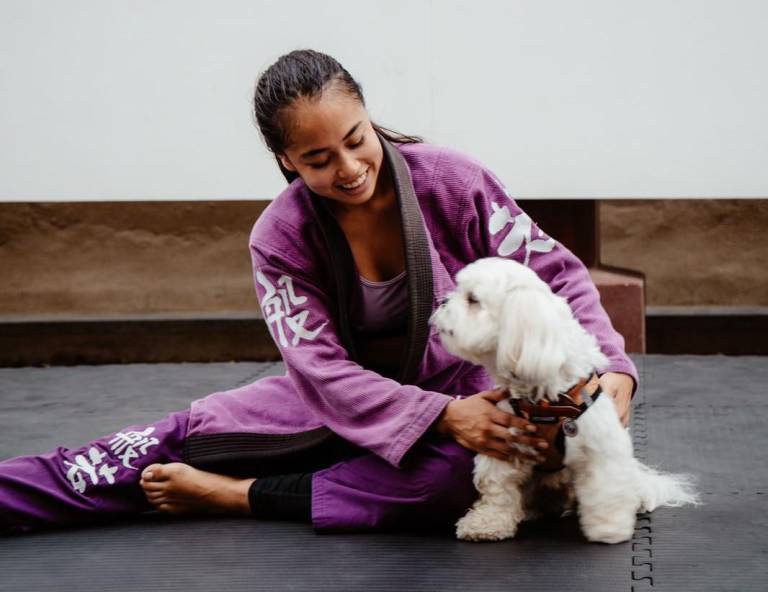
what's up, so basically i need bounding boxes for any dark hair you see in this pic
[253,49,422,183]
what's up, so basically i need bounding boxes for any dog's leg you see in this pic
[566,396,640,544]
[456,454,532,541]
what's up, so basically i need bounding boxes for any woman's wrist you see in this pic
[434,400,457,436]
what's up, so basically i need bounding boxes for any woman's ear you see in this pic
[496,288,567,385]
[278,153,297,172]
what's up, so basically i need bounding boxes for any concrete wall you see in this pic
[601,200,768,306]
[0,202,265,316]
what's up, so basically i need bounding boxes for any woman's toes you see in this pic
[142,485,167,506]
[140,479,165,493]
[157,502,186,515]
[141,463,167,482]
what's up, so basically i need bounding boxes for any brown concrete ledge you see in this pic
[589,265,646,354]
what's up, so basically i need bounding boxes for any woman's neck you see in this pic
[328,163,405,282]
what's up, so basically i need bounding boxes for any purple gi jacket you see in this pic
[185,137,637,473]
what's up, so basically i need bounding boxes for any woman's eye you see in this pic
[349,136,365,148]
[308,161,329,169]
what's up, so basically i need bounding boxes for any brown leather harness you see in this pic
[509,373,603,472]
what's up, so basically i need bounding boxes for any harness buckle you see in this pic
[562,418,579,437]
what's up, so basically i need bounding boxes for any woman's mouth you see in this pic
[338,168,369,194]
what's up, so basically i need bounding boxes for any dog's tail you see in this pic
[636,462,701,512]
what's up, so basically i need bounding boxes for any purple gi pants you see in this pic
[0,409,477,535]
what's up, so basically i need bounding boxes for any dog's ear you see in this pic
[496,287,568,384]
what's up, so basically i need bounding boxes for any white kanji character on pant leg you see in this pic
[63,447,118,493]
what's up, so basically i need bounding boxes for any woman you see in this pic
[0,49,636,535]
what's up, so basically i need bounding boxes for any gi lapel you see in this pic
[183,135,436,472]
[310,132,434,385]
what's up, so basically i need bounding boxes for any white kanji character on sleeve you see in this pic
[256,271,290,347]
[485,171,556,266]
[256,270,327,347]
[489,202,555,266]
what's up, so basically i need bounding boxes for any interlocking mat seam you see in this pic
[631,393,654,592]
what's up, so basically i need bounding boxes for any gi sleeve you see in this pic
[249,242,453,468]
[463,166,638,391]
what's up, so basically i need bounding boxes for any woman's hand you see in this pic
[434,388,549,463]
[599,372,635,427]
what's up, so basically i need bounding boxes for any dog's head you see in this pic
[430,257,607,396]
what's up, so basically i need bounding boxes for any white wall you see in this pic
[1,0,767,201]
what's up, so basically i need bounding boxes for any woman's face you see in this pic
[278,88,385,210]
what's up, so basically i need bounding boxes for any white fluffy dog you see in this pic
[430,257,699,544]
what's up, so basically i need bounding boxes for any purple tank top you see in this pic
[357,270,408,332]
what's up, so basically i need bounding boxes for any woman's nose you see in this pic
[336,151,359,180]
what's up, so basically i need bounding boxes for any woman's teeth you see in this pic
[340,169,368,189]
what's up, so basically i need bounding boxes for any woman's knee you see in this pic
[408,438,477,511]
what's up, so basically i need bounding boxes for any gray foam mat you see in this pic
[628,356,768,591]
[0,355,765,591]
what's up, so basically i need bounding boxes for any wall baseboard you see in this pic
[646,306,768,355]
[0,314,279,367]
[1,308,766,367]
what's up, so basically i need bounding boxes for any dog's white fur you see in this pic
[430,257,699,543]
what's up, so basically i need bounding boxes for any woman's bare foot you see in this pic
[139,462,255,516]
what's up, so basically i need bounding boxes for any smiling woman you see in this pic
[278,93,387,211]
[252,49,422,188]
[0,49,636,536]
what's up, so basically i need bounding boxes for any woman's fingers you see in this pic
[488,423,537,446]
[483,441,518,461]
[508,432,549,452]
[599,372,634,427]
[620,408,631,427]
[485,436,546,463]
[458,428,547,462]
[492,410,536,431]
[479,388,508,403]
[473,436,516,460]
[487,424,547,458]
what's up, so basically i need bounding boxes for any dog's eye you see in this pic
[467,293,479,305]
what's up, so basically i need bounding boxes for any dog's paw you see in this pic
[455,506,519,542]
[580,512,635,544]
[582,525,634,545]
